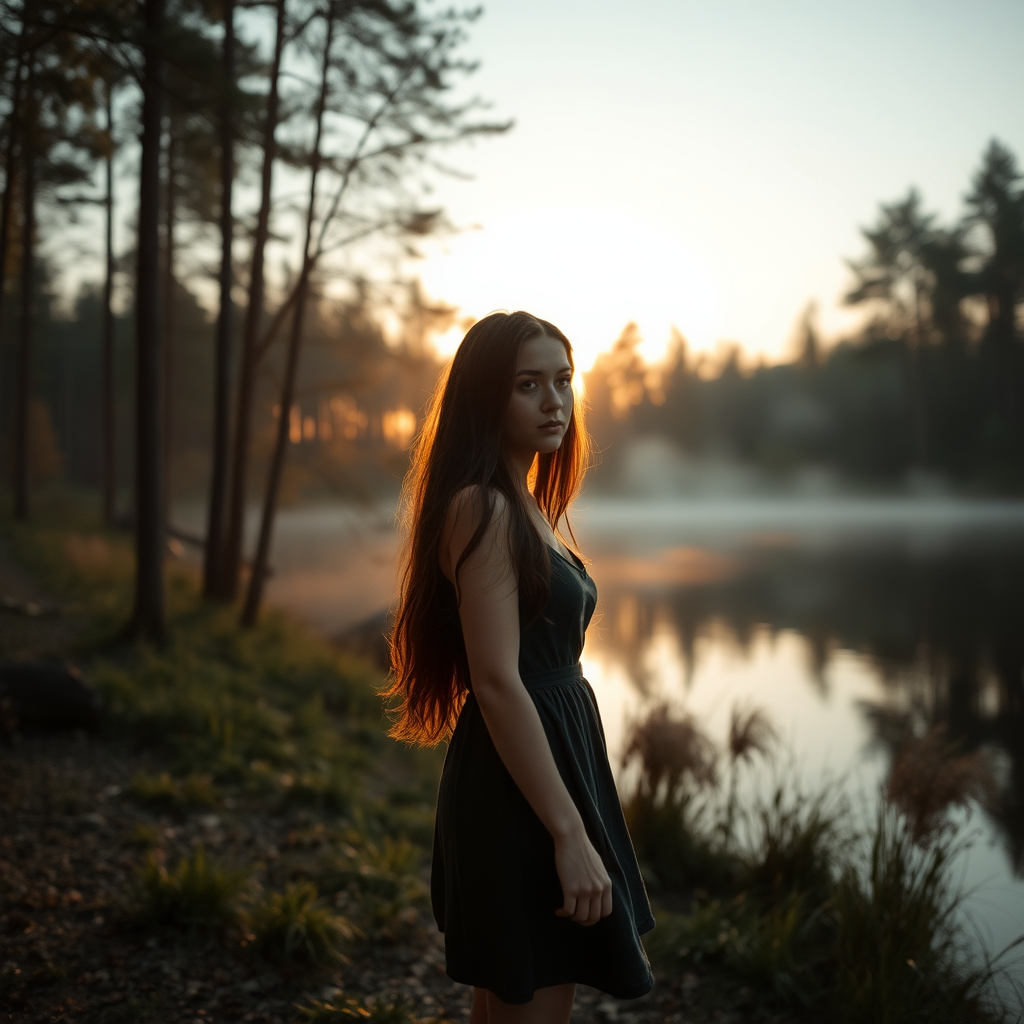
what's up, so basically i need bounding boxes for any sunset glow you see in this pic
[420,207,721,371]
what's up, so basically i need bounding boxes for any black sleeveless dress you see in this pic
[430,545,655,1005]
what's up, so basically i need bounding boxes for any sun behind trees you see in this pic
[0,0,506,636]
[584,139,1024,495]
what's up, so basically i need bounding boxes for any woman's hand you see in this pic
[553,825,613,926]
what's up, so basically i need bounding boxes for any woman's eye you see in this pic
[557,377,572,388]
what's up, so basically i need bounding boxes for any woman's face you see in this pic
[503,333,573,462]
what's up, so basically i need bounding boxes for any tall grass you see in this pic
[319,834,429,943]
[623,702,1021,1021]
[249,881,353,966]
[832,802,1024,1023]
[135,845,250,939]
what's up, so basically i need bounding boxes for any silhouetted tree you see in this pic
[12,54,35,519]
[238,0,507,623]
[100,80,116,523]
[203,0,236,597]
[0,14,26,420]
[846,188,935,465]
[218,0,286,602]
[131,0,167,639]
[964,139,1024,435]
[242,2,336,626]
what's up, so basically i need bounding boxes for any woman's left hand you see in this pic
[553,823,613,926]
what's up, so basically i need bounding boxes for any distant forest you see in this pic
[0,272,452,503]
[585,140,1024,494]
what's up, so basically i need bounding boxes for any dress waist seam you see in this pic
[519,663,584,690]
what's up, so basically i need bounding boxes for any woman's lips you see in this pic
[539,421,564,433]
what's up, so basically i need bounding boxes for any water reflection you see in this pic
[580,524,1024,877]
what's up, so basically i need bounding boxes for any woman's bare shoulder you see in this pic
[448,484,509,524]
[443,486,512,577]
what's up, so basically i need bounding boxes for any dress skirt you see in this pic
[431,663,655,1005]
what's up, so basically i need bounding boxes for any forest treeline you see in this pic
[0,0,501,636]
[585,140,1024,494]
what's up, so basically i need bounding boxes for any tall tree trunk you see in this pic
[13,61,34,521]
[131,0,167,639]
[0,48,25,399]
[204,0,236,596]
[162,119,176,526]
[242,9,333,627]
[101,84,116,525]
[219,0,285,601]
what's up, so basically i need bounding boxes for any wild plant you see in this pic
[134,844,250,938]
[721,702,777,845]
[886,724,997,845]
[831,803,991,1024]
[620,704,729,891]
[622,703,719,798]
[319,835,428,943]
[741,782,845,905]
[646,890,828,1008]
[249,880,354,966]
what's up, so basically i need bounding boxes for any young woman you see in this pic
[385,311,654,1024]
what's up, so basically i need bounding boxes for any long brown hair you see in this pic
[383,310,593,745]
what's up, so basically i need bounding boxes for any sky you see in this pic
[412,0,1024,369]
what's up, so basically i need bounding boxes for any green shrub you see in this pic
[647,891,827,1006]
[135,845,250,938]
[729,889,828,1005]
[250,881,353,966]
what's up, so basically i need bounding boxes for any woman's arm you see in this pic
[442,488,612,926]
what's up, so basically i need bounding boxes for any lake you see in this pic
[228,496,1024,978]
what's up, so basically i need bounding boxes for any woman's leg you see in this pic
[470,984,576,1024]
[470,988,488,1024]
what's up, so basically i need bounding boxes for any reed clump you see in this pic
[625,702,1020,1021]
[886,725,998,845]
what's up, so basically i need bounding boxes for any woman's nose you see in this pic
[542,384,564,409]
